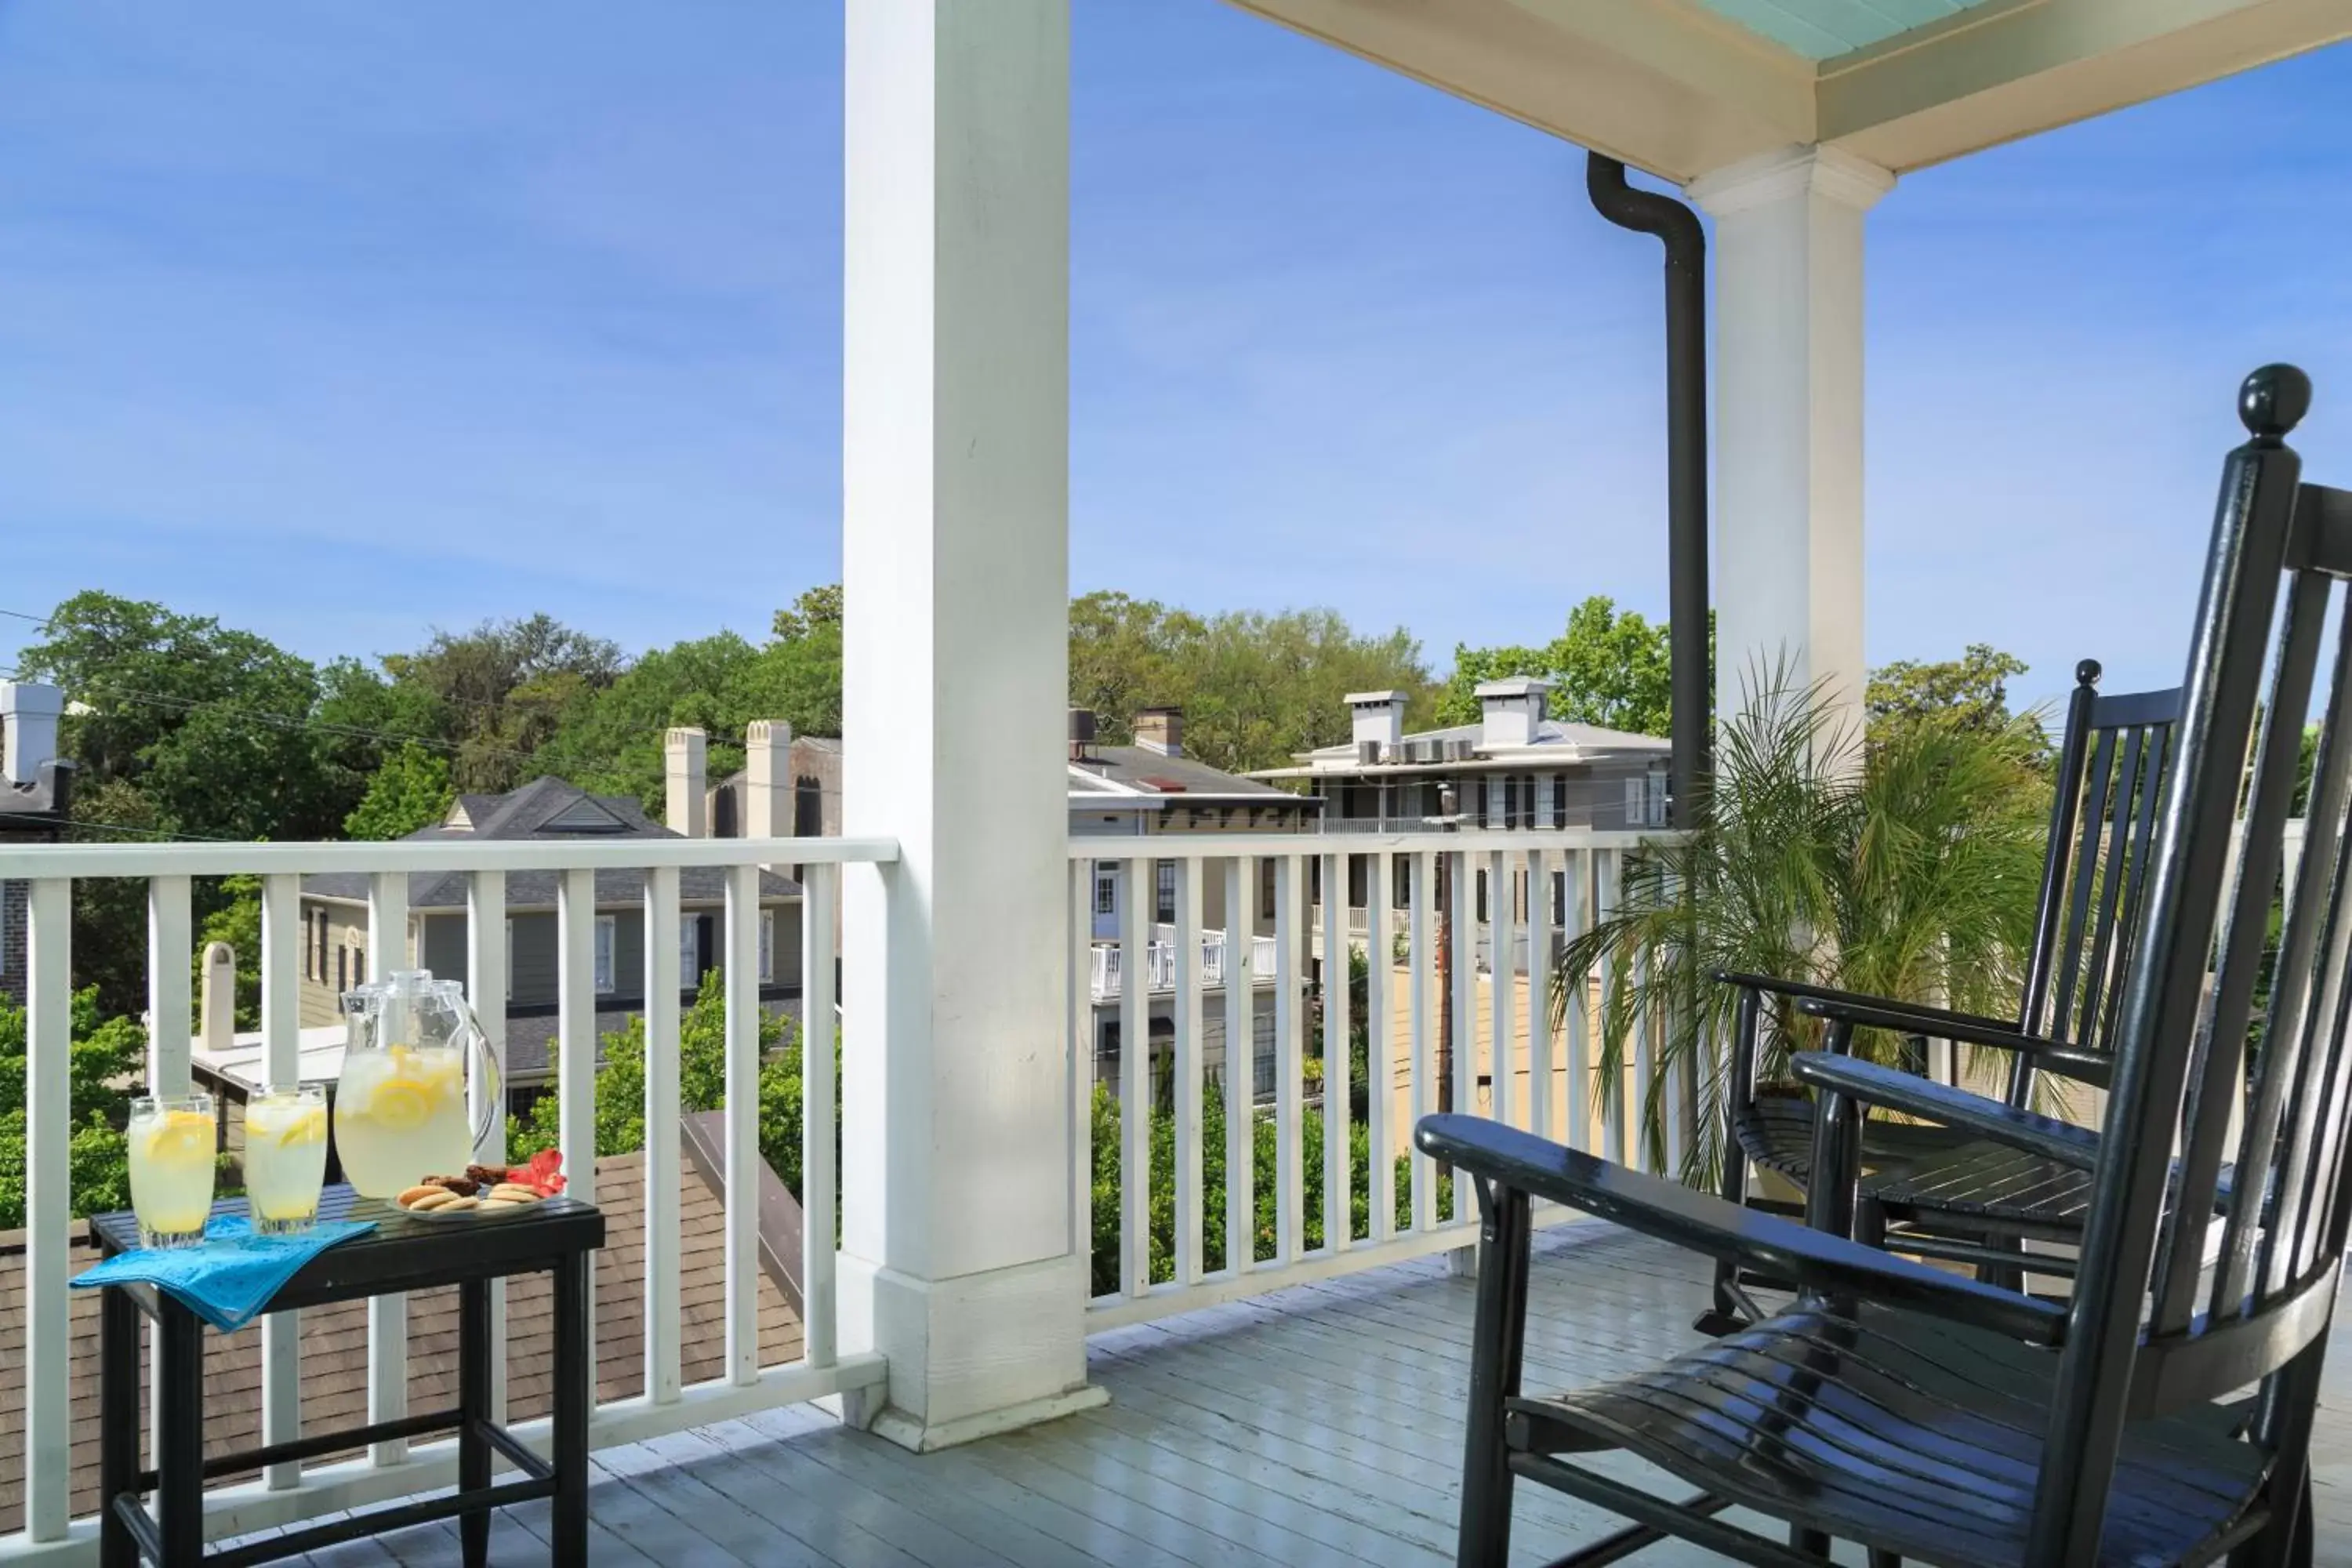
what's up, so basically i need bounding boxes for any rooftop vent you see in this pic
[1069,708,1098,761]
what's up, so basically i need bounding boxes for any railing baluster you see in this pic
[1224,856,1255,1274]
[641,865,683,1404]
[1320,851,1350,1254]
[1174,856,1205,1286]
[1490,848,1518,1132]
[1562,850,1591,1152]
[24,877,71,1541]
[1070,862,1094,1272]
[554,864,599,1403]
[1120,854,1149,1297]
[1409,850,1435,1234]
[1448,848,1475,1224]
[1367,851,1394,1243]
[1274,855,1305,1263]
[800,863,838,1369]
[1526,848,1554,1144]
[467,869,510,1424]
[147,875,194,1099]
[722,862,760,1385]
[1595,849,1626,1167]
[259,873,303,1490]
[366,869,410,1465]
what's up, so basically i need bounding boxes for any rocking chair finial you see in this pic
[2240,363,2311,441]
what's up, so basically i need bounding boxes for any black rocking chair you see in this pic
[1424,365,2348,1566]
[1704,660,2183,1327]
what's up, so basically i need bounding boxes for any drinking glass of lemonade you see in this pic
[127,1093,217,1248]
[245,1085,328,1233]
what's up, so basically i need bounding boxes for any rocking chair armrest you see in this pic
[1787,1052,2102,1171]
[1708,971,2017,1038]
[1792,994,2114,1089]
[1414,1113,2067,1346]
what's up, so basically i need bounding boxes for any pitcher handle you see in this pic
[468,1021,504,1162]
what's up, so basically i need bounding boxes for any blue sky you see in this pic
[0,5,2347,717]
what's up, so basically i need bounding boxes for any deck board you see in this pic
[260,1222,2352,1566]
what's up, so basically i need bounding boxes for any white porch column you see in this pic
[1688,145,1893,747]
[840,0,1098,1450]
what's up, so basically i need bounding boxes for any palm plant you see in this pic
[1554,662,2053,1181]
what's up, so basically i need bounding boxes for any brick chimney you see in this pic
[744,720,793,839]
[1134,706,1183,757]
[665,727,708,837]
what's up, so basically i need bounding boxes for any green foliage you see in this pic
[505,971,832,1208]
[1439,596,1700,737]
[344,744,456,840]
[379,614,623,793]
[1555,662,2054,1180]
[1867,643,2049,764]
[1068,591,1432,774]
[0,988,147,1226]
[1085,1080,1447,1295]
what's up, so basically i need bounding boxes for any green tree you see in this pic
[1867,644,2038,745]
[381,614,622,793]
[344,744,457,840]
[18,590,348,842]
[1069,591,1432,773]
[505,972,829,1201]
[1439,596,1696,736]
[0,987,148,1225]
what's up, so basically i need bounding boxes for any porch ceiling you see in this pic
[1221,0,2352,180]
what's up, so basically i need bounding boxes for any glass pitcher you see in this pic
[334,969,501,1199]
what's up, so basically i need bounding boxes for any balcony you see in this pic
[0,825,1682,1560]
[1085,928,1277,1001]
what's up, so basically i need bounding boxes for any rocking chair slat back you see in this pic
[2031,365,2344,1560]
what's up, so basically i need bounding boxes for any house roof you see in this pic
[1255,718,1671,779]
[1066,746,1308,804]
[0,1147,801,1536]
[302,775,795,909]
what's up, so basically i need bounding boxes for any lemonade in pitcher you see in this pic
[334,970,499,1200]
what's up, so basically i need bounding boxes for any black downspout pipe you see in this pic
[1585,154,1710,824]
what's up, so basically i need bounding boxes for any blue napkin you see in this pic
[72,1215,376,1332]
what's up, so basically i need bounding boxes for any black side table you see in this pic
[91,1185,604,1567]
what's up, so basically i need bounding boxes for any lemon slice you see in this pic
[274,1109,328,1149]
[365,1080,434,1132]
[143,1112,212,1164]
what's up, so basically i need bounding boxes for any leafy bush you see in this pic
[0,987,148,1225]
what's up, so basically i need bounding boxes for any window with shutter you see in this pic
[1475,870,1488,923]
[505,917,515,1003]
[1392,855,1411,909]
[1156,861,1176,924]
[594,916,616,995]
[1555,773,1570,829]
[760,910,776,985]
[336,947,346,990]
[1552,870,1567,927]
[1624,777,1643,826]
[1094,865,1116,916]
[680,916,701,984]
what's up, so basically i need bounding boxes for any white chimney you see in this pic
[1,681,62,786]
[665,727,708,837]
[1346,690,1406,757]
[1475,677,1551,749]
[744,720,793,839]
[200,942,237,1059]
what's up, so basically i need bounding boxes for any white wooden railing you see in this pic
[1070,828,1678,1330]
[1088,928,1282,1000]
[0,835,891,1559]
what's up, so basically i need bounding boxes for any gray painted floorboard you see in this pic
[225,1222,2352,1566]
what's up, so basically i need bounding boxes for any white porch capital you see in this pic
[838,0,1101,1450]
[1687,144,1893,751]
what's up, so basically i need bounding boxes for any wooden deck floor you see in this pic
[251,1223,2352,1566]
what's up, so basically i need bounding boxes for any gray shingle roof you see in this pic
[1069,746,1302,799]
[303,775,796,909]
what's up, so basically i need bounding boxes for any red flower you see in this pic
[525,1148,567,1196]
